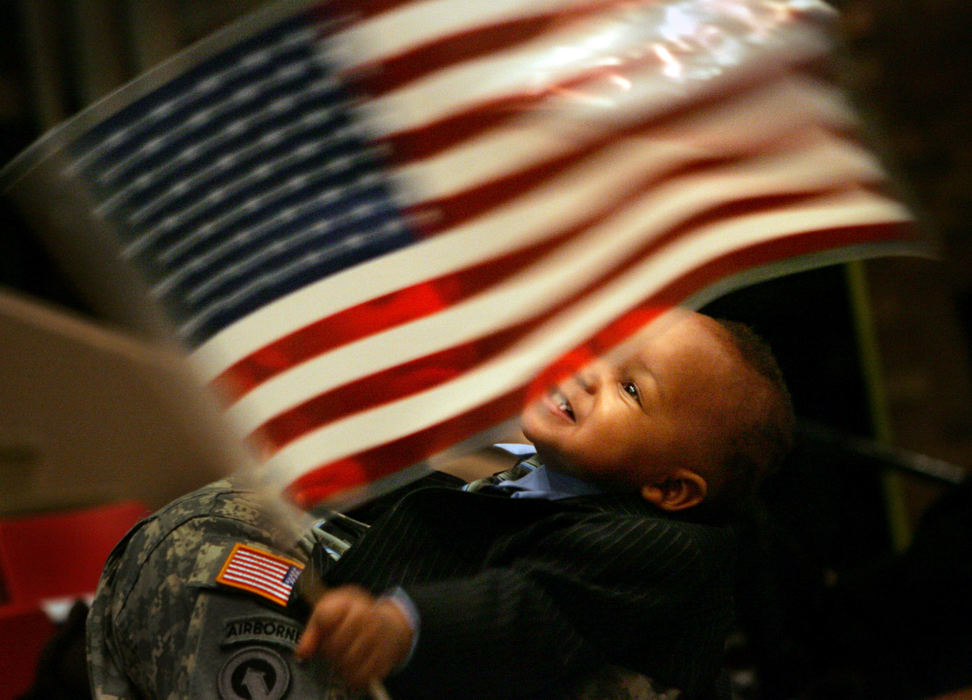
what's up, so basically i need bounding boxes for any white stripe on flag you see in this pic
[330,0,591,67]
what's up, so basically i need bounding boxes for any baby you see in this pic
[297,310,794,697]
[520,310,792,511]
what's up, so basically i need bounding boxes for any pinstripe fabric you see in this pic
[326,487,735,699]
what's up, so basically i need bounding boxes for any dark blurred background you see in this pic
[0,2,970,699]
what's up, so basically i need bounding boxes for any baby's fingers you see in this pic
[295,586,368,660]
[295,611,324,660]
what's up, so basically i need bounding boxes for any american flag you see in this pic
[8,0,922,507]
[216,543,305,606]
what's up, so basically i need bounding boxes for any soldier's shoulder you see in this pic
[88,479,314,699]
[106,478,301,602]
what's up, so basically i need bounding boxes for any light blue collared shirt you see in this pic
[495,460,604,500]
[469,443,604,500]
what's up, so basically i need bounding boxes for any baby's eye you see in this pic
[621,381,640,402]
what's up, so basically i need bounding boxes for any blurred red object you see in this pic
[0,500,147,700]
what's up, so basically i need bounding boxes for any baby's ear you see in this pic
[640,469,707,511]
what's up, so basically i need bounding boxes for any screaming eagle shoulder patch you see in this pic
[216,543,304,607]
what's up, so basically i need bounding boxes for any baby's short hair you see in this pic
[708,319,794,513]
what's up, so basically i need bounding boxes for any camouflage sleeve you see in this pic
[86,480,367,700]
[87,543,136,700]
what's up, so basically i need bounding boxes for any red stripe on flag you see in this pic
[345,0,644,97]
[214,281,450,397]
[287,387,528,507]
[403,129,853,241]
[252,321,526,452]
[647,222,917,309]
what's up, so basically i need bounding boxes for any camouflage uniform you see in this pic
[86,478,364,700]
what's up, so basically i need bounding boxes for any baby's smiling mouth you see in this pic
[551,388,575,421]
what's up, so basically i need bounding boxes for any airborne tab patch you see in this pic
[216,543,304,607]
[222,615,303,649]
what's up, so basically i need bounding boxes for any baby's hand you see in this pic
[295,585,413,689]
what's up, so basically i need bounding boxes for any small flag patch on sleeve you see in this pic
[216,543,305,607]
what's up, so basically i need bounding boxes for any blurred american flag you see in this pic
[13,0,922,506]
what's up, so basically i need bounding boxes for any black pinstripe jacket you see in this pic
[324,484,736,699]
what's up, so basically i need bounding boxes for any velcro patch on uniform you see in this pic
[216,543,304,607]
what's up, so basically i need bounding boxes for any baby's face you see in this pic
[521,312,745,491]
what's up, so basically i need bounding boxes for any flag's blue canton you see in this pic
[69,10,415,345]
[282,565,301,587]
